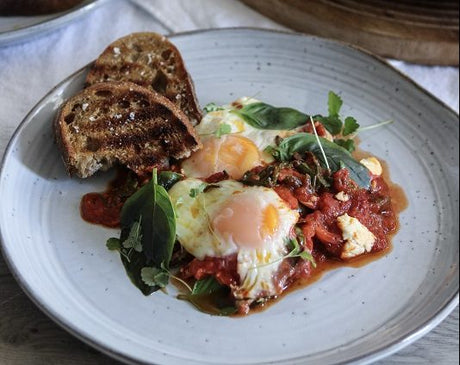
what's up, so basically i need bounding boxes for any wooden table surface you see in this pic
[0,251,458,364]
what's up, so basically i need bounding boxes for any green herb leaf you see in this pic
[122,219,143,252]
[343,116,360,136]
[328,91,343,117]
[157,171,182,191]
[204,102,224,113]
[215,123,232,138]
[191,277,223,296]
[234,102,308,130]
[334,138,356,153]
[106,237,121,251]
[141,266,169,288]
[314,115,343,135]
[273,133,371,189]
[189,183,208,198]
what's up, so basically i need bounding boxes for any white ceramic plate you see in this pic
[0,29,458,365]
[0,0,106,47]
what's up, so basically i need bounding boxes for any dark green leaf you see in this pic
[149,174,176,267]
[106,237,121,251]
[314,115,343,135]
[273,133,371,189]
[119,242,156,295]
[234,102,308,130]
[328,91,343,117]
[141,267,169,288]
[343,117,360,136]
[334,138,356,153]
[119,171,176,288]
[157,171,182,190]
[191,277,224,296]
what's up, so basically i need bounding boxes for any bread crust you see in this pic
[54,81,201,178]
[85,32,203,126]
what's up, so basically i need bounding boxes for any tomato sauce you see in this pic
[80,168,139,228]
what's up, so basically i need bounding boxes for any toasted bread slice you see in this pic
[54,81,201,178]
[85,32,202,126]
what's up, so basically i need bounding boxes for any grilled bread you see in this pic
[85,32,202,126]
[54,81,201,178]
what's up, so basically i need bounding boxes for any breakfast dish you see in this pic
[54,33,400,315]
[0,29,457,364]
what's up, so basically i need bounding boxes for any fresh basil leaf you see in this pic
[203,102,224,113]
[314,115,343,135]
[334,138,356,153]
[191,277,224,296]
[141,266,169,288]
[157,171,182,190]
[343,116,360,136]
[149,173,176,267]
[215,123,232,138]
[328,91,343,117]
[273,133,371,189]
[106,237,121,251]
[234,102,308,130]
[122,219,143,252]
[120,170,176,267]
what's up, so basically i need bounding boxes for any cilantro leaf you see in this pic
[315,114,343,135]
[334,138,356,153]
[141,267,169,288]
[328,91,343,117]
[343,116,360,136]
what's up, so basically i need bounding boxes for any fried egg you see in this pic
[169,178,299,299]
[181,97,296,180]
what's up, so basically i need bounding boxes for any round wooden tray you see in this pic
[241,0,459,65]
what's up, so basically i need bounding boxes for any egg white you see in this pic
[168,178,299,299]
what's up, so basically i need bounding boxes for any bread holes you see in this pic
[71,103,81,112]
[151,70,168,94]
[161,49,172,60]
[64,113,75,124]
[138,99,150,108]
[118,99,131,109]
[95,89,114,98]
[86,137,102,152]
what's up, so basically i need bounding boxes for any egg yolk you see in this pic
[212,193,279,249]
[182,135,262,179]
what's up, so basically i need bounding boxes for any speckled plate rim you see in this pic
[0,28,458,365]
[0,0,108,47]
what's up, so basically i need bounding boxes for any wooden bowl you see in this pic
[241,0,459,65]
